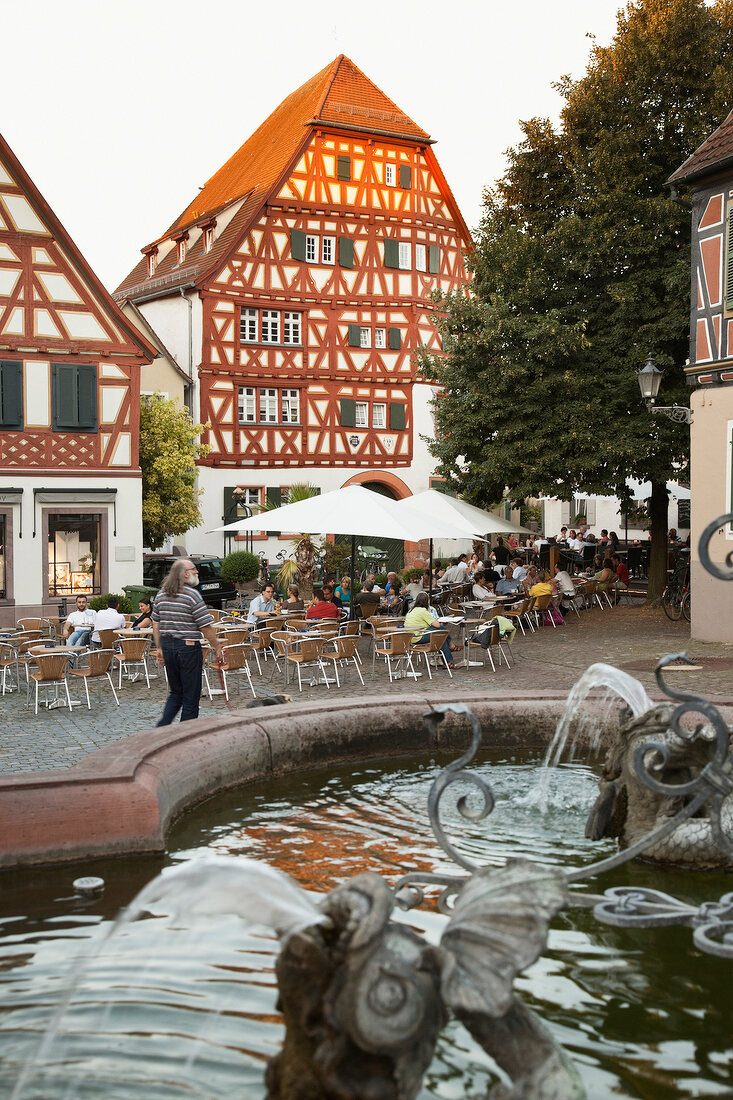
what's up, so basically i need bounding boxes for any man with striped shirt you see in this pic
[152,559,223,725]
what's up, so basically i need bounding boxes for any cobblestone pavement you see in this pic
[2,606,731,775]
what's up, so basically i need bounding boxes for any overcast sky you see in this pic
[3,0,620,290]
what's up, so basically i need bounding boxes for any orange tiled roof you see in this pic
[668,109,733,186]
[115,56,432,300]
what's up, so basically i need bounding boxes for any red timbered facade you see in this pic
[115,56,471,546]
[0,133,154,621]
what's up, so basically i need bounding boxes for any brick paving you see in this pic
[1,605,731,775]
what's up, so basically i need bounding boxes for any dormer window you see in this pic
[146,250,158,278]
[177,237,187,264]
[203,226,214,252]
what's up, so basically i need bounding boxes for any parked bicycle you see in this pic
[662,553,690,621]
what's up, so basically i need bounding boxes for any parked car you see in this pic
[142,555,236,609]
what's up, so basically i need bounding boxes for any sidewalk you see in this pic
[1,606,730,775]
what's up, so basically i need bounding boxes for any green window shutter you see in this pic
[266,487,282,537]
[347,324,361,347]
[383,239,400,269]
[428,244,440,274]
[291,228,306,261]
[337,155,351,181]
[340,399,356,427]
[0,361,23,428]
[388,327,401,350]
[223,486,238,525]
[52,363,78,428]
[389,402,406,430]
[721,211,726,312]
[399,164,412,189]
[339,236,354,269]
[76,365,97,429]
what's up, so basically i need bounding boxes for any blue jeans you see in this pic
[415,628,453,665]
[67,628,91,646]
[157,638,203,725]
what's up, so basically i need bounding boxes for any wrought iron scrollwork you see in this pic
[698,512,733,581]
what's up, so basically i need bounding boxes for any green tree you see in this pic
[139,395,209,550]
[425,0,733,598]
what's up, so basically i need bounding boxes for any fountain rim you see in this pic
[3,689,732,872]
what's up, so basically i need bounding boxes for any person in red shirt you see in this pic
[610,554,630,603]
[306,584,341,620]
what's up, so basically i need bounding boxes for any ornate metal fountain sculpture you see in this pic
[133,516,733,1100]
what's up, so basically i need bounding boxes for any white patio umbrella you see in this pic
[211,485,463,615]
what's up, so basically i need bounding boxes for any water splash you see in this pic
[524,664,653,812]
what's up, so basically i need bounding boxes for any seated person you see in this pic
[364,572,385,595]
[594,557,616,595]
[131,597,153,629]
[383,572,403,612]
[566,530,583,553]
[529,570,553,599]
[283,583,305,611]
[63,594,97,647]
[471,572,494,600]
[334,576,351,606]
[610,553,630,597]
[90,594,126,646]
[553,565,576,611]
[439,556,469,585]
[482,566,501,589]
[403,571,429,609]
[247,582,276,625]
[404,592,456,669]
[511,557,528,583]
[521,565,539,594]
[354,580,381,619]
[496,565,522,596]
[306,585,341,620]
[555,526,569,544]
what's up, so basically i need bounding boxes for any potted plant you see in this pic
[220,550,260,599]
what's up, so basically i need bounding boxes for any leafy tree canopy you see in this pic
[139,395,209,550]
[424,0,733,595]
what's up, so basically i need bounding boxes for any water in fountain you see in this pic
[522,663,654,811]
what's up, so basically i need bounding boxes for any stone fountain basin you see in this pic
[3,690,731,870]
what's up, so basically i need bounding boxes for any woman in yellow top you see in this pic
[403,592,456,669]
[529,570,562,614]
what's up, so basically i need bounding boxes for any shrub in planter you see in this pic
[220,550,260,586]
[89,593,133,614]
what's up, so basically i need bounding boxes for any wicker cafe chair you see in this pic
[409,629,452,680]
[277,633,328,693]
[501,597,535,636]
[467,621,513,673]
[320,634,365,687]
[29,650,72,714]
[248,626,281,675]
[16,618,45,633]
[0,642,18,695]
[115,636,151,687]
[203,642,256,702]
[372,630,417,683]
[531,593,556,629]
[581,579,604,611]
[68,648,120,708]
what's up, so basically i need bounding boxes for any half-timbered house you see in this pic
[115,55,471,556]
[668,110,733,642]
[0,133,155,624]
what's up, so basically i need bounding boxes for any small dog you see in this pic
[244,694,292,708]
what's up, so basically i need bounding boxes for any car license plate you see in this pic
[200,583,218,590]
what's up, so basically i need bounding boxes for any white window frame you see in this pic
[359,327,371,348]
[282,311,301,345]
[306,235,318,263]
[322,236,335,264]
[372,403,387,429]
[355,402,369,428]
[238,387,256,424]
[281,389,300,424]
[177,238,187,264]
[415,244,426,272]
[398,242,411,270]
[385,163,396,187]
[261,310,280,343]
[259,388,278,423]
[235,486,261,508]
[240,307,258,343]
[374,328,386,349]
[203,227,214,252]
[146,251,157,277]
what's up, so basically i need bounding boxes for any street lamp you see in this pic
[637,353,693,424]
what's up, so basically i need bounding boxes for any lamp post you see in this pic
[637,353,693,424]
